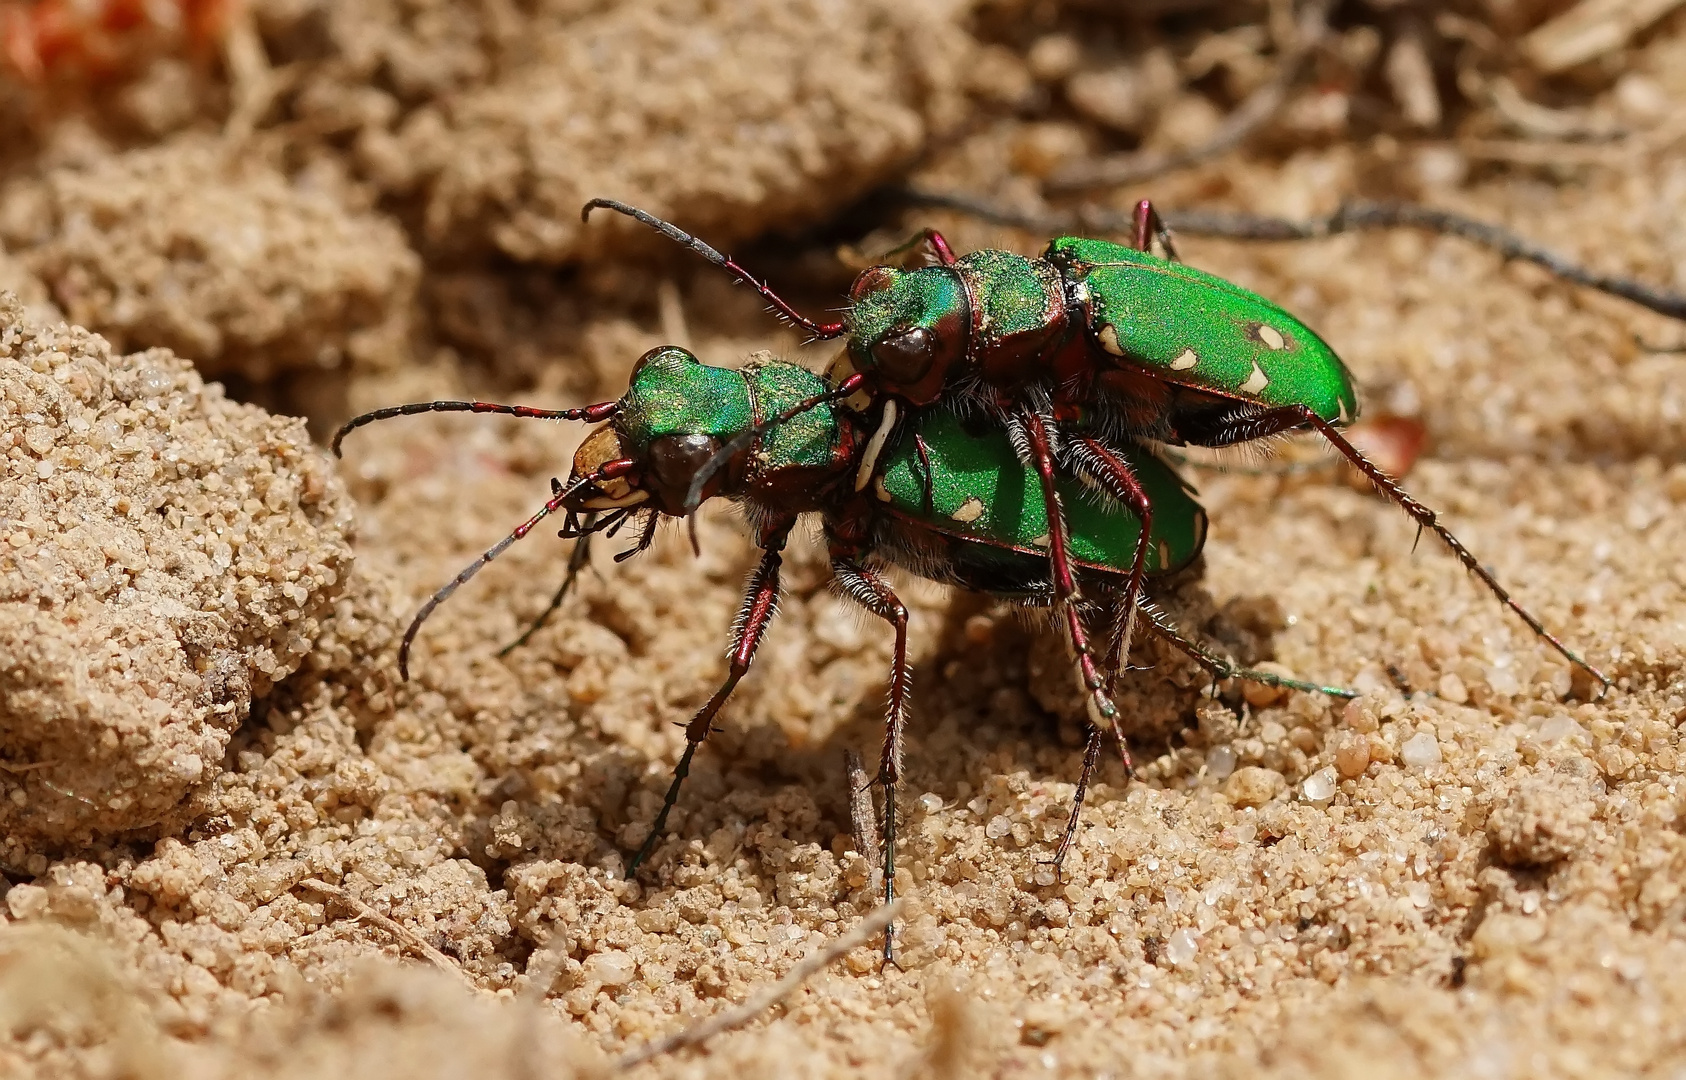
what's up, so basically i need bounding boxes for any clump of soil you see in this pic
[1,135,418,380]
[0,300,352,850]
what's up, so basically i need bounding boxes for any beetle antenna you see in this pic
[682,373,867,512]
[497,510,608,659]
[398,460,634,679]
[582,198,848,340]
[332,399,619,456]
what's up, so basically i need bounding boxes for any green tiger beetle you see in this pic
[581,199,1609,696]
[333,345,1353,959]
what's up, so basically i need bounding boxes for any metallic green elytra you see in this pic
[875,409,1206,577]
[1047,237,1359,424]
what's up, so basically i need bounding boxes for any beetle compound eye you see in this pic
[849,265,900,302]
[646,433,722,513]
[871,326,937,385]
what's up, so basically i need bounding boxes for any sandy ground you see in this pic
[3,2,1686,1077]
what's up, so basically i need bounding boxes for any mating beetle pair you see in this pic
[334,345,1340,934]
[336,202,1604,958]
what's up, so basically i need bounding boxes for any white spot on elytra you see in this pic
[1240,362,1269,395]
[1256,323,1287,350]
[1097,323,1125,356]
[1157,539,1171,567]
[873,475,893,502]
[1030,533,1050,548]
[1169,347,1198,370]
[951,496,985,523]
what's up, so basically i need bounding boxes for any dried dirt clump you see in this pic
[0,300,353,849]
[0,248,58,326]
[0,135,418,380]
[271,0,973,261]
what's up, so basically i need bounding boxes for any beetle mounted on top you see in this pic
[580,197,1608,697]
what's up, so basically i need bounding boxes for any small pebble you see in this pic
[918,792,943,813]
[1026,33,1082,82]
[1206,745,1238,780]
[1342,698,1379,733]
[1165,928,1200,966]
[1401,732,1442,769]
[1224,766,1285,808]
[1437,673,1469,704]
[584,950,637,986]
[986,815,1013,840]
[1301,767,1337,803]
[1333,733,1370,779]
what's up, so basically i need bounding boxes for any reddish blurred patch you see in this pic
[0,0,233,83]
[1342,414,1428,490]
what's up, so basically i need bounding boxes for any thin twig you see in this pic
[894,189,1686,323]
[617,900,905,1069]
[298,879,466,981]
[844,749,882,875]
[1046,0,1334,193]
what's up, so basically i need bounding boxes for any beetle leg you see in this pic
[1046,724,1104,880]
[880,227,959,267]
[1065,436,1154,692]
[914,434,937,518]
[396,459,635,679]
[828,548,913,964]
[1013,411,1132,773]
[627,518,794,875]
[1131,199,1181,262]
[1140,602,1358,699]
[498,515,599,657]
[1205,405,1609,689]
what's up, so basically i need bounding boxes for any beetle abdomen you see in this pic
[873,408,1205,578]
[1048,237,1358,425]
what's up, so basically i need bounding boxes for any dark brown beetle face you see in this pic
[869,325,938,386]
[643,432,722,514]
[563,424,730,518]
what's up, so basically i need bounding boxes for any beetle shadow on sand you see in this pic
[558,564,1300,916]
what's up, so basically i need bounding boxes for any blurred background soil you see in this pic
[2,0,1686,1076]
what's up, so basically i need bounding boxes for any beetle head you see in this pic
[561,346,745,517]
[845,265,968,406]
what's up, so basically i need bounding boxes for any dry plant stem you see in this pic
[221,5,277,143]
[1045,0,1333,193]
[299,879,466,981]
[617,900,905,1069]
[898,190,1686,322]
[845,749,883,874]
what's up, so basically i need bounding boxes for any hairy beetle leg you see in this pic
[627,520,794,875]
